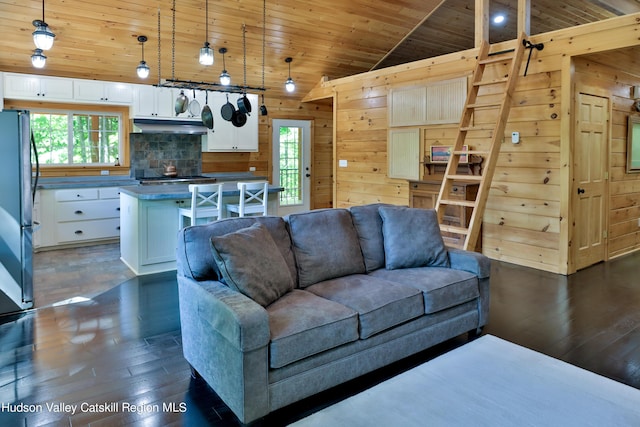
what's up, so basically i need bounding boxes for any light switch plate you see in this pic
[339,159,348,167]
[511,132,520,144]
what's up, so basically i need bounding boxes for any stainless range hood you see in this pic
[132,118,208,135]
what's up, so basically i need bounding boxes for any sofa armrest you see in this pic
[447,247,491,279]
[178,276,270,351]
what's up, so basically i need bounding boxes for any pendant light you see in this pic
[199,0,214,65]
[136,35,150,79]
[32,0,55,51]
[285,57,295,93]
[31,49,47,68]
[219,47,231,85]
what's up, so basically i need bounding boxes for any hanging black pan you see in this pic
[201,91,214,130]
[231,109,247,127]
[221,93,236,121]
[237,92,252,115]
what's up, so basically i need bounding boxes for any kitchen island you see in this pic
[119,182,282,275]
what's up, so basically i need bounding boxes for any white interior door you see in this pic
[272,119,311,216]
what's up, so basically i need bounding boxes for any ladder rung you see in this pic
[445,174,482,181]
[479,55,514,65]
[467,102,502,109]
[439,199,476,208]
[474,77,509,86]
[439,224,470,235]
[460,125,494,132]
[453,150,488,155]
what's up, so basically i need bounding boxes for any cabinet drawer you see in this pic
[56,199,120,222]
[56,218,120,243]
[55,188,98,202]
[99,187,121,199]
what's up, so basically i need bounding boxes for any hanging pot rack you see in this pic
[156,0,266,95]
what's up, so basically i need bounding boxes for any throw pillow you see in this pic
[378,206,449,270]
[210,222,294,307]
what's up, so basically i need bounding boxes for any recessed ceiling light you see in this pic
[493,14,505,24]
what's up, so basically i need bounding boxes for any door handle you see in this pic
[305,174,311,177]
[577,188,585,194]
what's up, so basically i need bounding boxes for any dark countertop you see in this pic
[35,172,267,190]
[36,176,139,189]
[119,181,283,201]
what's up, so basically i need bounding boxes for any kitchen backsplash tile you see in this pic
[129,133,202,178]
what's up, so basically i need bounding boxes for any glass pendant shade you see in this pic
[31,49,46,68]
[285,77,295,93]
[220,70,231,86]
[136,61,150,79]
[199,42,214,66]
[32,20,55,51]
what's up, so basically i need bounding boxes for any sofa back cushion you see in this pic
[211,223,295,307]
[378,206,449,269]
[286,208,366,287]
[349,203,394,272]
[176,216,297,284]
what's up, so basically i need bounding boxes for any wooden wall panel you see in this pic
[574,57,640,259]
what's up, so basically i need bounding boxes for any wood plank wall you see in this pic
[574,58,640,259]
[202,96,334,209]
[324,13,640,274]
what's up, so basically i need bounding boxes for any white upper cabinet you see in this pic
[4,73,73,101]
[74,80,133,104]
[132,85,175,118]
[202,92,259,152]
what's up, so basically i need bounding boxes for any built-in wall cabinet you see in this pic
[1,72,258,152]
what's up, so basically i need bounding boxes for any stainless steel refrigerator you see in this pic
[0,110,35,315]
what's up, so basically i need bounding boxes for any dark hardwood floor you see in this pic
[2,251,640,426]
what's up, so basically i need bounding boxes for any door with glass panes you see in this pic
[272,119,311,215]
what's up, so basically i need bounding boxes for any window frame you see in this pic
[30,107,124,167]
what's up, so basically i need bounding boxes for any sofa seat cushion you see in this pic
[378,206,449,270]
[306,274,424,339]
[369,267,479,314]
[268,289,359,369]
[286,209,366,287]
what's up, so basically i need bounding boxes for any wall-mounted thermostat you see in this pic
[511,132,520,144]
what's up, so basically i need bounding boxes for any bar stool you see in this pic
[178,183,223,228]
[226,181,269,217]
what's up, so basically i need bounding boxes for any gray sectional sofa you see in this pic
[176,204,491,424]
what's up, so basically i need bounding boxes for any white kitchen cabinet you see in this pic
[74,80,133,104]
[202,92,259,152]
[4,73,73,101]
[36,186,121,249]
[132,85,175,118]
[120,193,188,275]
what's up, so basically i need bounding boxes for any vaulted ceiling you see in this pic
[1,0,639,99]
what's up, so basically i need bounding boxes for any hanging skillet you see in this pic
[231,109,247,127]
[175,90,188,116]
[237,92,252,115]
[188,89,201,117]
[201,91,214,130]
[221,93,236,121]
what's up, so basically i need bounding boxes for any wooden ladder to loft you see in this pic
[435,33,526,251]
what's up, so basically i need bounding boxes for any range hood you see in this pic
[132,118,208,135]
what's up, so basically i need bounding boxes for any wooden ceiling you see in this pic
[1,0,639,99]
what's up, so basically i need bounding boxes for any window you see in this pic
[278,126,302,206]
[31,110,122,165]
